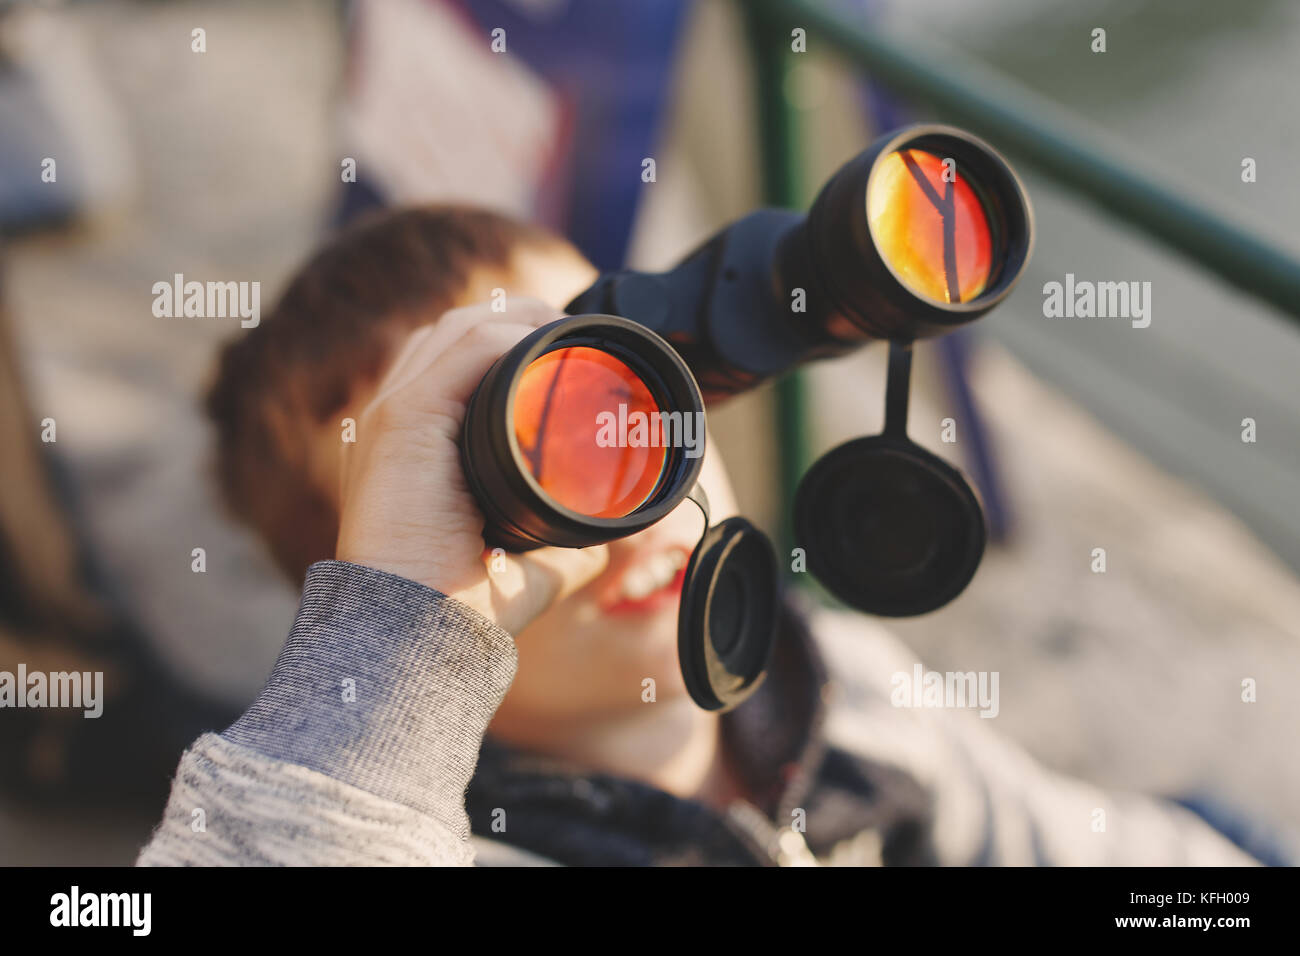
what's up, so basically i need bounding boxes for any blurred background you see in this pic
[1,0,1297,864]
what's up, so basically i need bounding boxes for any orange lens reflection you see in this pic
[513,346,667,519]
[867,149,993,304]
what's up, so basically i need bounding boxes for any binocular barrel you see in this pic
[778,125,1034,344]
[461,315,706,552]
[567,124,1034,401]
[462,124,1035,553]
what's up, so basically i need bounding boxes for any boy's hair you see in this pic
[206,205,569,584]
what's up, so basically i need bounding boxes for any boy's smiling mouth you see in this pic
[598,546,690,615]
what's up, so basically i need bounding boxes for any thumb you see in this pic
[505,545,611,632]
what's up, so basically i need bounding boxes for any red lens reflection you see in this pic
[868,149,993,304]
[513,346,667,518]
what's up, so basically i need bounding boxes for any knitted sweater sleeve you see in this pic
[137,560,516,866]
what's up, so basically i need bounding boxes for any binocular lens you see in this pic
[868,148,994,305]
[776,125,1032,345]
[462,314,705,551]
[513,346,668,519]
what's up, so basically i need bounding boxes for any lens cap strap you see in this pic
[684,482,712,531]
[883,339,913,438]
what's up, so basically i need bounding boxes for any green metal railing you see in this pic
[742,0,1300,552]
[744,8,814,555]
[745,0,1300,319]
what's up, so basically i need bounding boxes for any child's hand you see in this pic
[335,299,610,635]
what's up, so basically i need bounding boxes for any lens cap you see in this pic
[677,517,779,711]
[794,435,985,616]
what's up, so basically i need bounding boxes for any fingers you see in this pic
[492,545,611,634]
[372,322,441,396]
[370,298,563,406]
[415,320,542,409]
[521,545,611,606]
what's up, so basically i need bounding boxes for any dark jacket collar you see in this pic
[466,596,931,865]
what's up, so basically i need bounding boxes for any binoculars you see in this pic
[461,124,1034,711]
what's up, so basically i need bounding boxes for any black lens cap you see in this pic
[677,517,780,711]
[794,435,985,617]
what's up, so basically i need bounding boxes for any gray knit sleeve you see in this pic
[137,560,517,866]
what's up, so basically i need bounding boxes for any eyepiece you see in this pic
[462,315,706,550]
[779,124,1034,343]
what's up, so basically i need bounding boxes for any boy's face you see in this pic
[311,242,741,727]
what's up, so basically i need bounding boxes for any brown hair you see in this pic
[206,205,570,583]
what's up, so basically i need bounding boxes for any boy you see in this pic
[138,205,1252,865]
